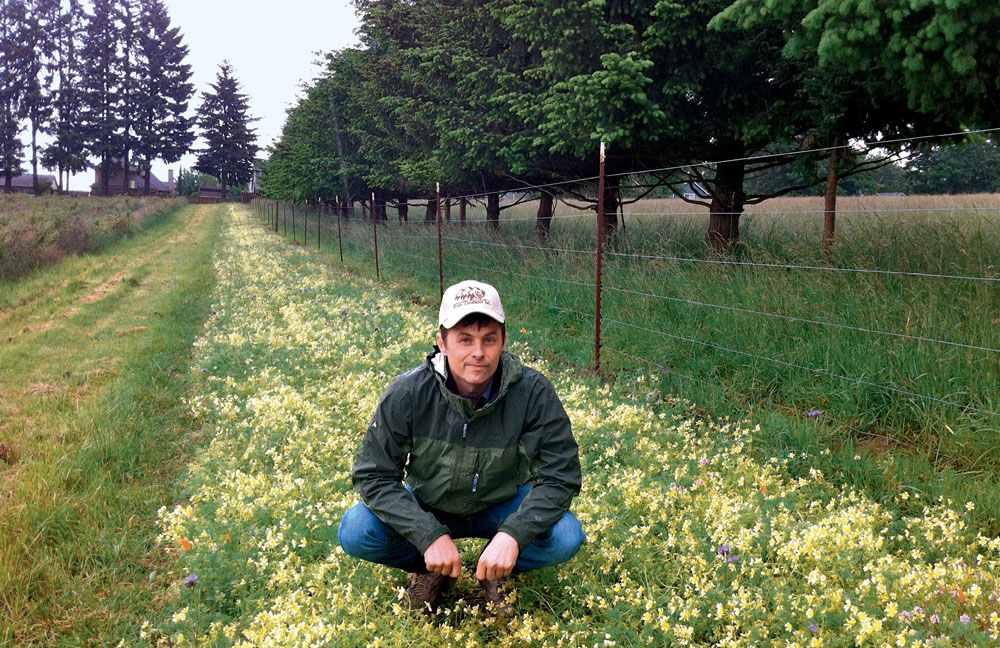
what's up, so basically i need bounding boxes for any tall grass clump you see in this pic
[0,194,186,280]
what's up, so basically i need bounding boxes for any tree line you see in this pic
[0,0,258,196]
[261,0,998,250]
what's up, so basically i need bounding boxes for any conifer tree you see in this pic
[78,0,122,195]
[134,0,193,193]
[41,0,88,193]
[0,0,27,191]
[194,61,257,192]
[116,0,137,193]
[17,0,60,194]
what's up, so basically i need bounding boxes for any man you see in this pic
[338,279,585,614]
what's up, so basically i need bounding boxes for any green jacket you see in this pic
[351,348,582,554]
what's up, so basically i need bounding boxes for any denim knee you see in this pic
[548,512,586,563]
[338,502,377,558]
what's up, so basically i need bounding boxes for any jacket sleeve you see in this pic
[498,375,581,548]
[351,378,450,554]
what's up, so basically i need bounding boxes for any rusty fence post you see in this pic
[594,141,607,373]
[336,196,344,263]
[372,192,380,280]
[436,183,444,298]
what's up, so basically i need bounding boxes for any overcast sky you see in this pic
[57,0,360,190]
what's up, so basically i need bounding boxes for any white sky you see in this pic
[46,0,361,190]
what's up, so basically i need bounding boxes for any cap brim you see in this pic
[440,304,506,329]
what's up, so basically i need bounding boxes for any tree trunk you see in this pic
[459,198,467,226]
[31,123,38,195]
[536,192,553,240]
[822,142,842,259]
[398,197,408,223]
[144,157,151,194]
[706,159,745,253]
[444,198,451,223]
[123,148,130,195]
[102,153,110,196]
[424,197,436,222]
[487,193,500,230]
[601,176,619,237]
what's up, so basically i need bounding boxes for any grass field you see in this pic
[0,194,186,281]
[0,201,222,646]
[137,206,1000,646]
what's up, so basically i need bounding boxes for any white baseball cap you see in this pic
[438,280,506,328]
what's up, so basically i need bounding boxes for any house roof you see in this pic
[7,174,59,189]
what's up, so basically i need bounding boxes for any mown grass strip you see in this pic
[0,203,223,647]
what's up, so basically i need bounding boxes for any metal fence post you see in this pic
[436,183,444,297]
[372,191,380,280]
[594,141,607,373]
[336,195,344,263]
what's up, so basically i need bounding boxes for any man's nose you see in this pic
[471,341,485,358]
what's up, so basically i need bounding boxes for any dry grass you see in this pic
[0,194,185,281]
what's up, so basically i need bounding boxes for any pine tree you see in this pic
[133,0,193,193]
[41,0,88,193]
[116,0,136,193]
[194,61,257,192]
[78,0,122,196]
[0,0,27,192]
[17,0,60,194]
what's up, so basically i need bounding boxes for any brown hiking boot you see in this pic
[405,572,455,613]
[479,578,514,617]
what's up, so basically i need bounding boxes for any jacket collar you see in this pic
[426,346,523,419]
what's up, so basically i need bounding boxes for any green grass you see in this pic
[250,197,1000,533]
[0,203,223,646]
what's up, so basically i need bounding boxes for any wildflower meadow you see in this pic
[142,208,1000,647]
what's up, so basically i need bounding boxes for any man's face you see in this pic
[437,319,505,393]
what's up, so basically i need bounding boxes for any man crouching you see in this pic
[338,280,585,615]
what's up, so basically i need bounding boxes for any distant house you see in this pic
[92,158,176,196]
[3,174,60,194]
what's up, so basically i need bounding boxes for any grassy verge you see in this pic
[142,205,1000,646]
[0,203,223,646]
[251,200,1000,534]
[0,194,186,281]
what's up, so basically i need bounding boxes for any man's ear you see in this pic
[436,329,447,353]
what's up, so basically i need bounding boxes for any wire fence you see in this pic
[247,140,1000,438]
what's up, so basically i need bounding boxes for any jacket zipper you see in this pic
[464,422,479,493]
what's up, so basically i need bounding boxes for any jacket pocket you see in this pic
[473,445,523,502]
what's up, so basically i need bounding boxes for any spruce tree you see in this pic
[41,0,88,193]
[78,0,122,196]
[0,0,27,191]
[17,0,59,194]
[134,0,193,193]
[194,61,257,192]
[116,0,136,193]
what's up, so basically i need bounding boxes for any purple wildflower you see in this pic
[930,614,940,624]
[699,457,710,466]
[960,614,971,624]
[726,554,740,564]
[184,573,199,588]
[808,624,818,634]
[899,610,913,622]
[806,409,823,418]
[717,544,731,556]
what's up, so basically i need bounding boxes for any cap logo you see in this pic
[453,286,488,307]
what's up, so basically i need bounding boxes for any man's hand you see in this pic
[476,531,519,581]
[424,534,462,578]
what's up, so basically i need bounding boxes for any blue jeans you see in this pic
[338,484,585,574]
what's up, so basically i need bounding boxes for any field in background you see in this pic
[254,192,1000,531]
[0,194,186,281]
